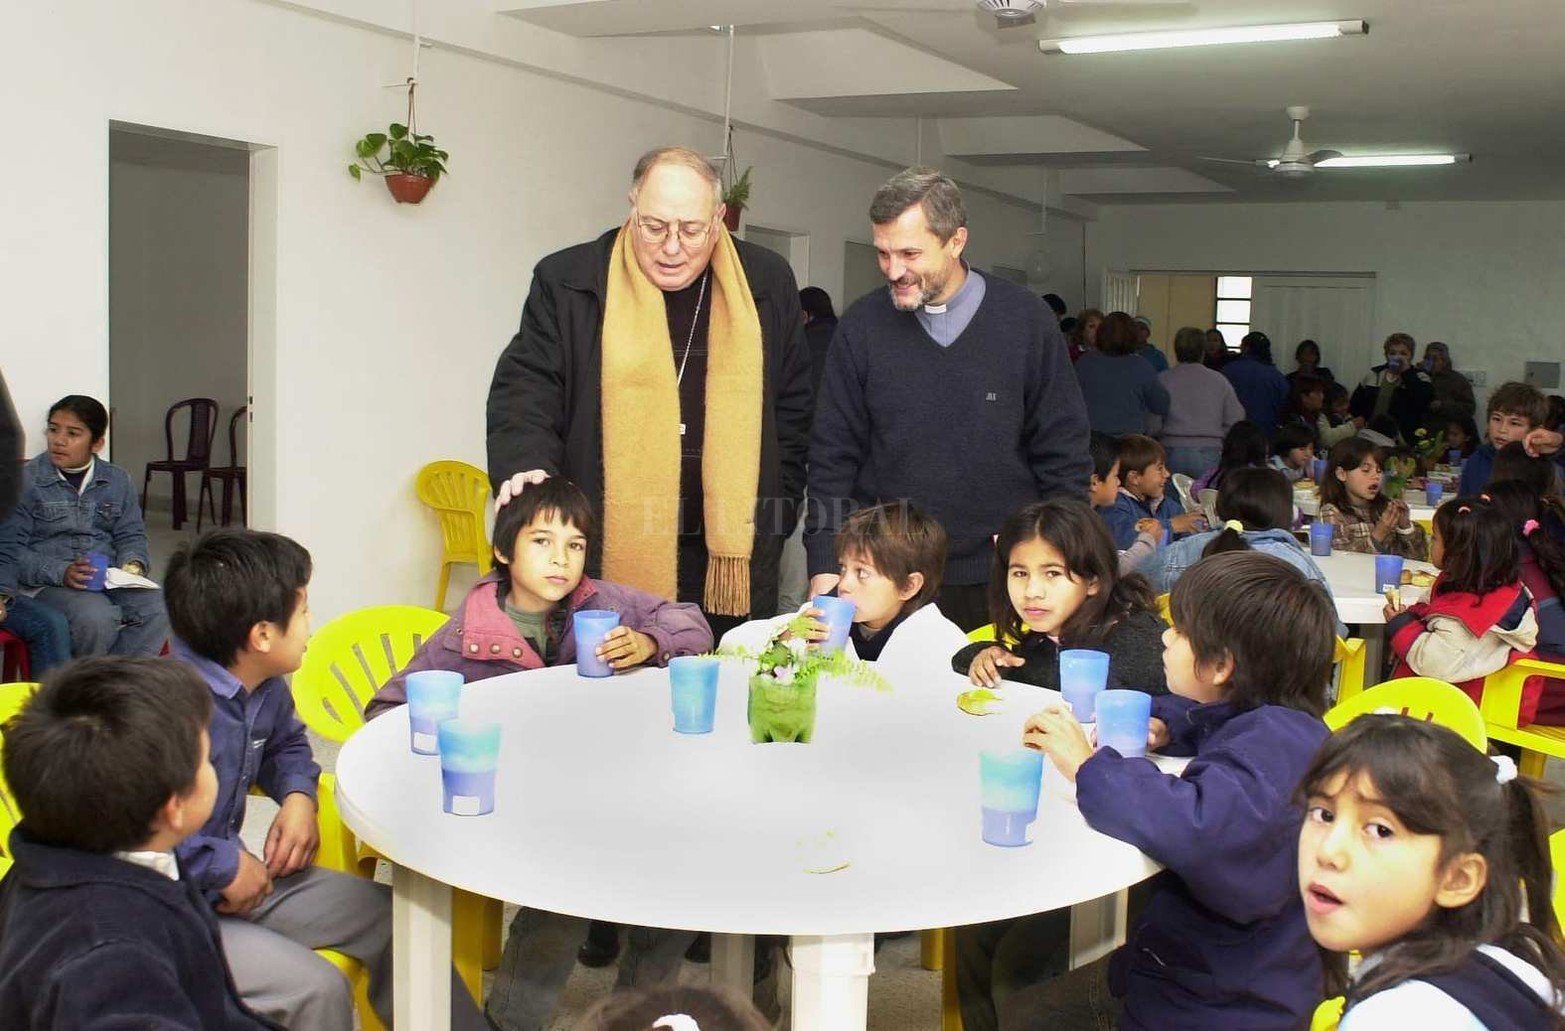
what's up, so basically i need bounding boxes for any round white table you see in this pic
[335,663,1160,1030]
[1310,549,1436,625]
[1293,488,1435,525]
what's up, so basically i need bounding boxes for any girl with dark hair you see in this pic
[1475,479,1565,725]
[1299,715,1565,1025]
[1191,419,1270,494]
[1384,497,1538,705]
[951,497,1167,696]
[1270,422,1318,484]
[1489,440,1562,496]
[1444,414,1481,461]
[1318,438,1429,559]
[1288,338,1335,384]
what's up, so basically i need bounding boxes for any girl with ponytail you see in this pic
[1482,479,1565,725]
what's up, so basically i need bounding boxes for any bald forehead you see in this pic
[632,162,720,220]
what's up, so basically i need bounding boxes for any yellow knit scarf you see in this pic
[599,221,761,615]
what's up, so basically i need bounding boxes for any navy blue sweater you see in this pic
[805,274,1091,586]
[0,829,274,1029]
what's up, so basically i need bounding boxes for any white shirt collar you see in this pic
[114,849,180,880]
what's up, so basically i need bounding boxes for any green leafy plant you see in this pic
[721,165,753,209]
[348,122,449,183]
[716,612,890,692]
[1411,427,1447,463]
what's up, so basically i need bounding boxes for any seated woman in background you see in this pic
[0,395,169,657]
[1191,420,1270,495]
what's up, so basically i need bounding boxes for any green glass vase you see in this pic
[747,671,818,743]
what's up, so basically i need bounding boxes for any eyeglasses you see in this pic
[633,211,716,247]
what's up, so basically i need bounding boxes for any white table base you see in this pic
[393,864,453,1030]
[1069,890,1128,970]
[712,932,756,998]
[790,933,876,1031]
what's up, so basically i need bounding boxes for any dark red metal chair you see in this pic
[141,398,218,530]
[198,405,248,531]
[0,629,30,683]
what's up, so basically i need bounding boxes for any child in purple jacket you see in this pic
[365,478,713,1031]
[1014,551,1336,1030]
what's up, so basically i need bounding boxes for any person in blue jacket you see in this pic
[1099,434,1203,550]
[1010,550,1336,1029]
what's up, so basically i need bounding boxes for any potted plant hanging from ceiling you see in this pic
[721,165,752,232]
[349,79,449,204]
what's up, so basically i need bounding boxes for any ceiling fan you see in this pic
[1198,106,1342,178]
[836,0,1191,31]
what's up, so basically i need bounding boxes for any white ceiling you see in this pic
[497,0,1565,204]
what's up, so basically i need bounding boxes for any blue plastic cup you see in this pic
[1311,458,1327,483]
[1425,482,1443,507]
[85,551,110,591]
[1096,690,1153,759]
[405,670,463,755]
[810,595,856,654]
[1447,449,1462,465]
[669,656,719,734]
[1309,520,1335,557]
[979,749,1045,846]
[574,610,621,678]
[1375,554,1405,594]
[437,719,500,816]
[1059,649,1111,722]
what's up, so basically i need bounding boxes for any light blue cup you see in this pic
[669,656,719,734]
[1425,482,1444,506]
[85,551,110,591]
[437,719,501,816]
[810,595,857,654]
[979,749,1045,847]
[1311,457,1327,483]
[1309,520,1335,557]
[1448,449,1462,466]
[1096,689,1152,759]
[1059,649,1111,722]
[574,610,621,678]
[1375,554,1405,594]
[405,670,463,755]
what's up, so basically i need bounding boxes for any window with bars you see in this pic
[1214,275,1252,351]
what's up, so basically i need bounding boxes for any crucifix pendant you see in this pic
[679,422,686,436]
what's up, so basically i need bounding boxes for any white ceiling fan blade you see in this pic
[1054,0,1192,6]
[1306,149,1344,165]
[1196,156,1269,167]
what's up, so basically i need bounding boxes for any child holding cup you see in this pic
[987,552,1337,1030]
[1318,437,1429,559]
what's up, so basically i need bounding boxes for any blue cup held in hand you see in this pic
[669,656,719,734]
[574,610,621,678]
[1309,520,1334,557]
[810,595,856,654]
[1096,690,1152,759]
[979,749,1045,847]
[1059,649,1111,722]
[85,552,110,591]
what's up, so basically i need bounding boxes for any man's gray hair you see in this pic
[869,166,967,242]
[631,146,722,203]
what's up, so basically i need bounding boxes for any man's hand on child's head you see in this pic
[494,469,551,512]
[808,573,841,600]
[1525,428,1563,458]
[218,851,274,916]
[597,626,658,670]
[967,645,1023,688]
[1021,705,1093,782]
[264,793,320,879]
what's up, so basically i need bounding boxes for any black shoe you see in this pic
[685,931,712,964]
[577,921,620,968]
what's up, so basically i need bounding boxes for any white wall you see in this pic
[1086,200,1565,402]
[110,153,249,507]
[3,0,1043,620]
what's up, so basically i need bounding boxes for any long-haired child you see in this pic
[1299,715,1565,1026]
[951,497,1167,696]
[1191,419,1269,494]
[1007,552,1338,1029]
[1318,437,1429,559]
[1385,496,1538,707]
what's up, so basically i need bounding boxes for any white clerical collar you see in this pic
[114,849,181,880]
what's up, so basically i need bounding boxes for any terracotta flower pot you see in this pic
[722,204,743,232]
[385,173,435,204]
[747,671,817,743]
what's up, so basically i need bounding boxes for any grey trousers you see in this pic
[486,908,697,1031]
[775,504,808,616]
[33,585,170,657]
[955,910,1072,1031]
[219,864,487,1031]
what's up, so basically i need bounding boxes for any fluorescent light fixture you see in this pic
[1040,19,1367,55]
[1315,154,1469,168]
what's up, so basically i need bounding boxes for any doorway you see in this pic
[109,126,252,571]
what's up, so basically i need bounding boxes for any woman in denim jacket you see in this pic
[0,396,169,656]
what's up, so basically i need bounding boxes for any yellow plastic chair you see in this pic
[288,606,500,1000]
[1155,592,1172,625]
[1311,996,1346,1031]
[415,460,494,612]
[1333,638,1368,704]
[1325,677,1487,752]
[1475,657,1565,779]
[1552,828,1565,931]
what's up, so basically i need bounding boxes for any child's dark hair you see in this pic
[1087,431,1121,482]
[835,501,946,609]
[1429,496,1519,598]
[491,478,599,567]
[1209,420,1270,491]
[47,395,109,443]
[1169,552,1334,715]
[1445,415,1479,455]
[1274,421,1317,457]
[1300,715,1565,1007]
[576,985,771,1031]
[1487,381,1548,428]
[1319,438,1389,520]
[164,529,313,667]
[1289,374,1327,418]
[1201,467,1294,558]
[1325,380,1350,411]
[1489,441,1559,497]
[1549,394,1565,432]
[1485,479,1565,602]
[3,657,212,853]
[989,498,1153,647]
[1115,433,1164,478]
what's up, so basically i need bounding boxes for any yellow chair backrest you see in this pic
[1310,996,1345,1031]
[291,607,450,743]
[415,461,493,573]
[1552,828,1565,931]
[1155,593,1172,625]
[967,623,1022,648]
[0,683,39,864]
[1324,677,1487,752]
